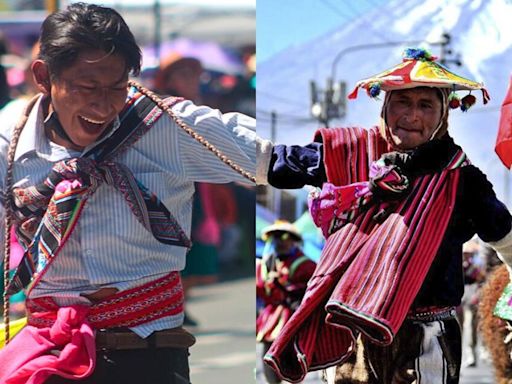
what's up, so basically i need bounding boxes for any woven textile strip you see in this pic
[8,90,189,295]
[25,271,184,329]
[265,126,464,383]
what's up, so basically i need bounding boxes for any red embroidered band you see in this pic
[26,271,184,329]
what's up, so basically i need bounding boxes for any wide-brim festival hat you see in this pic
[153,52,203,93]
[348,48,490,112]
[261,220,302,242]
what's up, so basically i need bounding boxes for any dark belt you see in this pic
[96,327,196,351]
[406,306,456,322]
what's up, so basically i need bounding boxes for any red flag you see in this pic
[496,77,512,168]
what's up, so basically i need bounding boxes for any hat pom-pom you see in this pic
[448,92,460,109]
[367,82,381,98]
[403,48,437,62]
[460,94,476,112]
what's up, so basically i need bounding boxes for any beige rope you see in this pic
[3,95,40,345]
[129,80,256,183]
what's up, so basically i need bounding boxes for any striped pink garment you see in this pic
[264,126,465,383]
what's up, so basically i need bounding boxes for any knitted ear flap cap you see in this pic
[348,48,490,110]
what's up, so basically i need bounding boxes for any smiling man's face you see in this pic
[44,49,129,150]
[385,87,443,150]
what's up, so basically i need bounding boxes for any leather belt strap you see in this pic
[406,306,456,322]
[96,327,196,350]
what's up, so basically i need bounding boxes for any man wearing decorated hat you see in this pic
[256,48,512,384]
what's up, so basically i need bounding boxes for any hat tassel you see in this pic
[448,90,461,109]
[461,93,477,112]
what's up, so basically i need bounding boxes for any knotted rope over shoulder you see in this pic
[128,81,256,184]
[3,94,40,345]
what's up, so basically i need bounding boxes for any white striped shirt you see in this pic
[0,94,256,337]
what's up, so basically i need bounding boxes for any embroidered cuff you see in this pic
[489,227,512,274]
[256,138,273,185]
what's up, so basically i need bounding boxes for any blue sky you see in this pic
[257,0,386,63]
[79,0,255,7]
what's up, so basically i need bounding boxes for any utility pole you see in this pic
[268,111,281,215]
[439,33,462,67]
[310,34,461,127]
[45,0,59,12]
[154,0,162,65]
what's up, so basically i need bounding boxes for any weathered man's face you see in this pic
[385,87,443,150]
[46,49,129,150]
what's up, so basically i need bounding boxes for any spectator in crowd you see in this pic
[257,220,316,384]
[153,52,203,103]
[457,239,485,367]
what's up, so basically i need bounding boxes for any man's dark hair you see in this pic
[39,2,141,78]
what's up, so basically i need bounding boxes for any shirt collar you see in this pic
[14,94,49,161]
[14,95,122,161]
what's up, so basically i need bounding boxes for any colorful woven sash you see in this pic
[265,126,467,383]
[26,271,184,329]
[7,89,190,295]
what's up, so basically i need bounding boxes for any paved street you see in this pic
[186,276,255,383]
[459,344,495,383]
[460,361,495,384]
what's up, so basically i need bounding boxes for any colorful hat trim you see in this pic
[348,48,490,111]
[261,220,302,242]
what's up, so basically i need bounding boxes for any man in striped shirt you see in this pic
[0,3,262,383]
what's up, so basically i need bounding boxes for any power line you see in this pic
[363,0,384,8]
[257,109,316,123]
[325,0,393,43]
[257,102,311,117]
[319,0,351,21]
[457,105,500,114]
[257,90,306,107]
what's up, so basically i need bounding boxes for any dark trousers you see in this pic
[46,347,190,384]
[324,317,462,384]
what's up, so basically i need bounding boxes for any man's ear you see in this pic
[32,60,51,95]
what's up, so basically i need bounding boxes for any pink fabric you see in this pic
[0,306,96,384]
[308,161,405,238]
[9,227,24,270]
[55,179,83,194]
[308,183,369,238]
[194,183,221,245]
